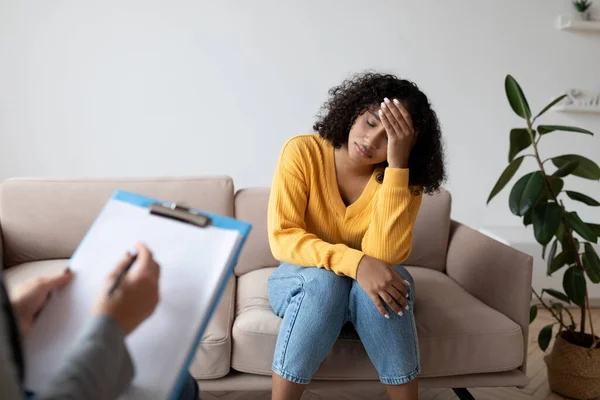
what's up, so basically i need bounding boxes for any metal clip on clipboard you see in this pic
[149,202,212,228]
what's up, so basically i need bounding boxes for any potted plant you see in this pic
[487,75,600,400]
[573,0,593,21]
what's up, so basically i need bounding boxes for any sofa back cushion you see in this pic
[0,177,234,267]
[234,187,452,275]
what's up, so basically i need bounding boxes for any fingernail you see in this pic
[393,98,400,105]
[406,293,409,298]
[384,314,390,319]
[64,267,72,274]
[405,305,409,311]
[398,311,403,316]
[384,97,391,104]
[403,280,411,286]
[381,102,386,109]
[378,110,383,116]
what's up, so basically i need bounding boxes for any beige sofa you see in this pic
[0,176,533,397]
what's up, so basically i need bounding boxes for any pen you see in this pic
[107,253,138,296]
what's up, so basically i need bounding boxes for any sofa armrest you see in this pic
[445,220,533,373]
[189,276,236,379]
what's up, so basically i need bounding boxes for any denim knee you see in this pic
[268,264,351,315]
[348,265,420,384]
[268,264,352,384]
[393,265,414,285]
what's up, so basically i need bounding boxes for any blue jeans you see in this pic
[268,263,420,385]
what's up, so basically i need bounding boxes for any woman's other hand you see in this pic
[356,255,410,318]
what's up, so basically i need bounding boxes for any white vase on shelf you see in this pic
[574,10,592,20]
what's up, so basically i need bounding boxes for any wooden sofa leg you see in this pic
[452,388,475,400]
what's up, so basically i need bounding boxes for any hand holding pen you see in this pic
[94,243,161,336]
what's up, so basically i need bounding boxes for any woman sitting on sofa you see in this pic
[267,72,445,400]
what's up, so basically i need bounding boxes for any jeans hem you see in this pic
[272,365,311,385]
[379,365,420,385]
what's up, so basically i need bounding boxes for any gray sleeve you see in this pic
[0,314,25,400]
[39,315,134,400]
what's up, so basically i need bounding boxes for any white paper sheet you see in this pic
[23,199,240,399]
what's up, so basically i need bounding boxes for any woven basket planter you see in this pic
[545,332,600,400]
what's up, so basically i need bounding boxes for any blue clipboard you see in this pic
[111,191,252,400]
[24,190,251,400]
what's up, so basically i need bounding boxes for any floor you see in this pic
[201,308,600,399]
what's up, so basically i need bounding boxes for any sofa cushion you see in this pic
[233,188,452,275]
[231,266,523,379]
[234,189,278,276]
[0,177,234,267]
[3,260,236,380]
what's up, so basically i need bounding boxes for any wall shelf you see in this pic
[553,104,600,113]
[556,15,600,32]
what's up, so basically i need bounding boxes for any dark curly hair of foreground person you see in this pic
[313,72,446,194]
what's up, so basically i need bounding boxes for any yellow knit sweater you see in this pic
[267,134,423,279]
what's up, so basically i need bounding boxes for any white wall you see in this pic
[1,0,599,230]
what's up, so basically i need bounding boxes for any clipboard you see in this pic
[21,190,252,400]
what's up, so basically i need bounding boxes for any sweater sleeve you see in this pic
[38,315,134,400]
[267,141,364,277]
[361,168,423,265]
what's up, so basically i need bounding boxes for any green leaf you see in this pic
[542,243,547,259]
[487,156,525,204]
[547,239,558,275]
[538,324,554,351]
[551,301,564,316]
[583,243,600,284]
[552,155,600,180]
[543,288,571,303]
[554,222,580,264]
[549,251,571,275]
[505,75,532,119]
[523,208,533,226]
[532,203,562,245]
[537,178,564,205]
[553,160,580,178]
[530,305,538,323]
[509,129,533,162]
[566,212,598,243]
[588,223,600,237]
[566,191,600,206]
[534,94,567,120]
[549,177,564,197]
[563,267,587,307]
[538,125,594,136]
[556,221,568,246]
[509,172,545,216]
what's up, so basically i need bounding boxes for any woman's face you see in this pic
[346,107,388,166]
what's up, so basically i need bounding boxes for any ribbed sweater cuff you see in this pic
[383,168,409,188]
[337,248,364,279]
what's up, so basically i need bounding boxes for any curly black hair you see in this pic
[313,72,446,194]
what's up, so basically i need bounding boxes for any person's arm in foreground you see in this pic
[7,244,160,400]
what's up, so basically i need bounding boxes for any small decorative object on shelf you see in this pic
[557,14,600,31]
[573,0,593,20]
[552,89,600,113]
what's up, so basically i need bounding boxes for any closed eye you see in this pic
[366,118,376,128]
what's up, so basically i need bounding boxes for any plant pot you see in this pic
[545,332,600,400]
[575,10,591,20]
